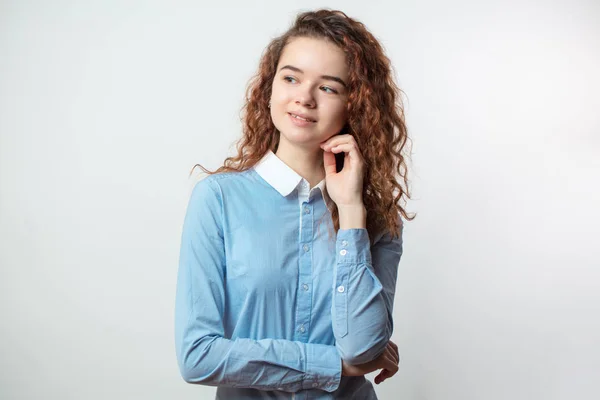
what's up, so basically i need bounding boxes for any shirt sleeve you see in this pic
[174,178,342,393]
[331,215,403,365]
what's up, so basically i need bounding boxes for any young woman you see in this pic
[175,9,414,399]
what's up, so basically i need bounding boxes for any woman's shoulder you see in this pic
[190,167,244,184]
[190,169,258,197]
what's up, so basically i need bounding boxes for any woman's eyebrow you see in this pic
[279,65,347,88]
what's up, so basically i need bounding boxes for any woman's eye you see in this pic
[283,76,297,83]
[321,86,338,94]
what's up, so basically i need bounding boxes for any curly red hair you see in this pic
[192,9,415,241]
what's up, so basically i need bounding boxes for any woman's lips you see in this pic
[288,113,316,127]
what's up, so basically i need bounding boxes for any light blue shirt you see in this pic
[175,150,403,399]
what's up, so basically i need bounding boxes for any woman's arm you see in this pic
[320,134,403,366]
[175,179,342,392]
[331,214,403,365]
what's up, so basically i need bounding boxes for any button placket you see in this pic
[296,191,313,342]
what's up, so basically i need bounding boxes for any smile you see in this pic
[288,113,316,123]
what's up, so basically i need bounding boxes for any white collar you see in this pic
[253,150,334,212]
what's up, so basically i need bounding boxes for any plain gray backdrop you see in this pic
[1,0,599,399]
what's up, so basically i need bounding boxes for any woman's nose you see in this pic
[295,88,316,108]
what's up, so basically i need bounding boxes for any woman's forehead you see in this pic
[278,37,349,79]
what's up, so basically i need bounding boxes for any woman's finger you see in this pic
[328,143,364,165]
[382,344,398,366]
[388,342,399,365]
[375,354,399,384]
[320,134,357,150]
[384,346,395,365]
[374,369,390,385]
[322,148,337,176]
[381,351,398,373]
[374,368,396,385]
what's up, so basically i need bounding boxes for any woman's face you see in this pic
[270,37,349,149]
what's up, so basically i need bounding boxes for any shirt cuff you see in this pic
[303,344,342,392]
[336,229,371,265]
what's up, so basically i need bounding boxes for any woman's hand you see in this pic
[341,340,399,385]
[320,134,365,207]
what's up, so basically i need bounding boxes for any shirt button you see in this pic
[341,240,348,247]
[303,244,310,252]
[302,284,309,291]
[312,382,318,387]
[299,324,306,333]
[304,206,310,214]
[340,249,347,256]
[337,285,345,293]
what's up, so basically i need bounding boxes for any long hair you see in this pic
[192,9,415,241]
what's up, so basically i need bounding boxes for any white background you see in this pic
[1,0,599,399]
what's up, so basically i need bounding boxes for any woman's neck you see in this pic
[275,141,325,189]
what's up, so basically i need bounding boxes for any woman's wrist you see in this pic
[338,204,367,230]
[341,359,351,377]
